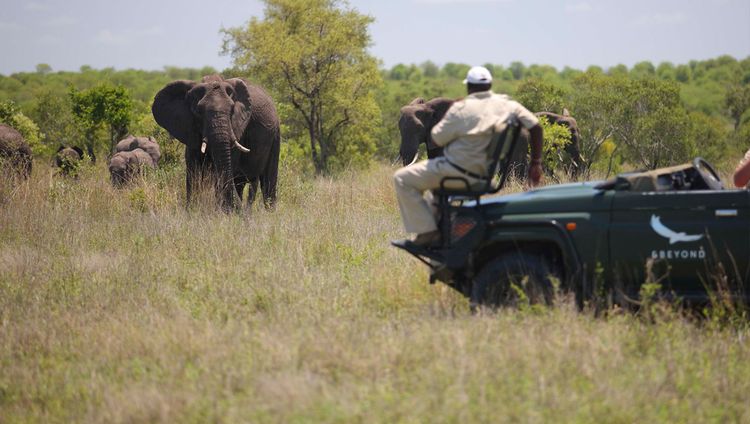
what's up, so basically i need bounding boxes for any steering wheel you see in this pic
[692,157,723,190]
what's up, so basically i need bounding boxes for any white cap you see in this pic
[463,66,493,84]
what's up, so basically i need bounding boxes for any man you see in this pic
[733,148,750,188]
[393,66,544,247]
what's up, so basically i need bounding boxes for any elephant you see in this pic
[535,110,585,177]
[55,145,84,176]
[397,97,529,176]
[397,97,454,166]
[108,136,161,187]
[152,74,280,211]
[0,124,32,179]
[396,98,584,178]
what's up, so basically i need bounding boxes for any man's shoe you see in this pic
[411,230,441,247]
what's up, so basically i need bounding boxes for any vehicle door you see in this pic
[608,189,750,301]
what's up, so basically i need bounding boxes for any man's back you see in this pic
[431,91,538,175]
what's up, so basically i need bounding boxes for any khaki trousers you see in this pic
[393,157,480,234]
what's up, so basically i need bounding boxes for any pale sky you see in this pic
[1,0,748,75]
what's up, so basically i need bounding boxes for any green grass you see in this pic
[1,162,749,423]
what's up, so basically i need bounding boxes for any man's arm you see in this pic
[431,106,461,147]
[509,100,543,186]
[528,124,543,187]
[734,153,750,188]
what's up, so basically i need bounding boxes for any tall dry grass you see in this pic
[0,161,748,422]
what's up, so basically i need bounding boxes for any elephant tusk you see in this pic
[391,154,402,167]
[201,138,207,154]
[234,139,251,153]
[408,151,419,166]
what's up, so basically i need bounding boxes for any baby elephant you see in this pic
[55,145,84,176]
[109,136,161,187]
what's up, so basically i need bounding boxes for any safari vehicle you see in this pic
[392,121,750,308]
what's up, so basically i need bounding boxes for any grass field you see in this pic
[1,161,749,423]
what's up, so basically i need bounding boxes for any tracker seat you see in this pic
[432,118,522,202]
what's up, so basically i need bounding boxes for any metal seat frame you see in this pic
[432,119,523,248]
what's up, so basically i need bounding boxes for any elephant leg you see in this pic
[260,135,280,210]
[185,148,211,205]
[234,174,251,208]
[246,178,259,207]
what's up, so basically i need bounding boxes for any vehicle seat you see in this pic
[432,119,522,201]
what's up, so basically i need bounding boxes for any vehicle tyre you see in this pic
[471,252,559,309]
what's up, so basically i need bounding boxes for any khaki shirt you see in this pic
[431,91,539,176]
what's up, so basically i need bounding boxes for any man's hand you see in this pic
[528,162,543,187]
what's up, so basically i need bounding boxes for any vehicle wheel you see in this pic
[471,252,559,309]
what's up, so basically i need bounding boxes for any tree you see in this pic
[223,0,382,173]
[509,61,525,80]
[656,62,676,81]
[569,72,622,175]
[725,83,750,130]
[442,62,470,80]
[420,61,439,78]
[35,63,52,75]
[569,72,695,173]
[606,76,691,169]
[607,64,628,77]
[0,100,44,155]
[69,83,134,161]
[675,64,692,83]
[515,78,567,113]
[688,111,732,165]
[536,115,572,174]
[630,61,656,79]
[32,90,81,153]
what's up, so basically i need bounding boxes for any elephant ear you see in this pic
[152,80,200,148]
[226,78,253,141]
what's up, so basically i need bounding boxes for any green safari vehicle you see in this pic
[393,122,749,308]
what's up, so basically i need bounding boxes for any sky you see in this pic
[1,0,748,75]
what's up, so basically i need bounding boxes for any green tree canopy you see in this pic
[32,90,80,152]
[69,83,134,160]
[515,78,567,113]
[570,72,693,172]
[222,0,382,173]
[725,83,750,130]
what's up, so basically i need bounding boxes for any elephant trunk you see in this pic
[205,114,237,211]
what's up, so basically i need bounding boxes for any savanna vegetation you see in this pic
[1,0,749,421]
[2,161,749,422]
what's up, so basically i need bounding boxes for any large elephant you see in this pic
[108,136,161,187]
[0,124,32,179]
[55,145,84,176]
[152,75,280,211]
[397,97,454,165]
